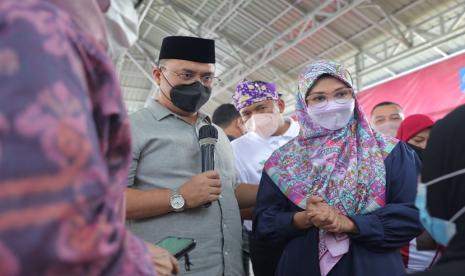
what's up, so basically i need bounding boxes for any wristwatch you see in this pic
[170,189,185,212]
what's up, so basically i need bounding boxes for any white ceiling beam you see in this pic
[269,67,294,94]
[198,0,251,38]
[225,4,315,64]
[359,26,465,76]
[286,24,396,77]
[124,99,146,104]
[324,28,396,76]
[361,46,465,92]
[145,3,246,66]
[286,0,424,76]
[192,0,210,17]
[212,0,366,98]
[121,88,151,101]
[219,0,290,44]
[355,0,465,76]
[239,4,294,47]
[223,39,248,65]
[134,42,157,67]
[450,5,465,30]
[370,0,447,58]
[140,13,254,67]
[330,0,423,45]
[116,56,125,77]
[360,3,413,47]
[352,8,411,48]
[165,1,200,35]
[163,1,300,102]
[141,5,166,39]
[282,0,460,94]
[138,0,155,29]
[125,52,158,87]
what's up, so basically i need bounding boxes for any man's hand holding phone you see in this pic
[146,243,179,276]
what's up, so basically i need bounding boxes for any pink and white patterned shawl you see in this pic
[264,60,398,275]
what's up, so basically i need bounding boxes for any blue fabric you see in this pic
[253,142,423,276]
[459,67,465,93]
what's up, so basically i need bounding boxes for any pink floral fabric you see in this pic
[0,1,154,275]
[264,60,398,275]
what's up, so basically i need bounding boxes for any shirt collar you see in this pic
[147,99,171,121]
[147,99,211,124]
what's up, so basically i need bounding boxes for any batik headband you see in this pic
[232,80,279,111]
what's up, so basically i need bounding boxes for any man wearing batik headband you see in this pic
[231,80,300,276]
[253,60,423,276]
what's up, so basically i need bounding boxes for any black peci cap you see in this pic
[158,36,215,63]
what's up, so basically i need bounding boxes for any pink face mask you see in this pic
[245,113,282,138]
[307,99,355,131]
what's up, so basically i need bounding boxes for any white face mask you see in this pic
[245,112,283,138]
[307,99,355,130]
[373,121,401,137]
[105,0,139,60]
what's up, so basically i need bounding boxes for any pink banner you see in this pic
[357,53,465,121]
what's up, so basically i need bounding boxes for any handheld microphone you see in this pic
[198,125,218,208]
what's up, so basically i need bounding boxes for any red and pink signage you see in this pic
[357,52,465,121]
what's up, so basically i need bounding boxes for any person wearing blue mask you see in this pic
[413,104,465,276]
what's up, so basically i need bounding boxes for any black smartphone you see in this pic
[156,236,196,259]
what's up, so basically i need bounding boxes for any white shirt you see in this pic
[231,119,300,230]
[404,238,438,274]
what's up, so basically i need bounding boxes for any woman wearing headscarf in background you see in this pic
[253,60,423,276]
[412,104,465,276]
[0,0,177,275]
[396,114,440,273]
[396,114,434,160]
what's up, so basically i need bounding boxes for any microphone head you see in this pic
[199,125,218,140]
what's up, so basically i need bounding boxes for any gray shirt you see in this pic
[127,100,244,276]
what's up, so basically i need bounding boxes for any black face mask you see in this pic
[408,143,424,161]
[169,81,211,113]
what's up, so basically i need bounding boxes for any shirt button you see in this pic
[224,251,228,256]
[219,195,223,199]
[223,224,227,228]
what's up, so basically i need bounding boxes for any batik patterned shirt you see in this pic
[0,1,154,275]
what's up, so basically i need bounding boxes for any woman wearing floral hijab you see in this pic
[253,60,423,276]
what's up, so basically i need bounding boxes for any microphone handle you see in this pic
[201,144,215,172]
[201,144,215,208]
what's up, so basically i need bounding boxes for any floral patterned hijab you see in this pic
[264,60,398,275]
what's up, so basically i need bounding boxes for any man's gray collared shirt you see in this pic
[127,100,243,276]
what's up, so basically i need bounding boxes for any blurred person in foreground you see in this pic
[412,104,465,276]
[0,0,177,275]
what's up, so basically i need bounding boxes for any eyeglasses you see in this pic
[160,67,220,87]
[306,87,354,108]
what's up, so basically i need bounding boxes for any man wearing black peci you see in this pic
[126,36,257,276]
